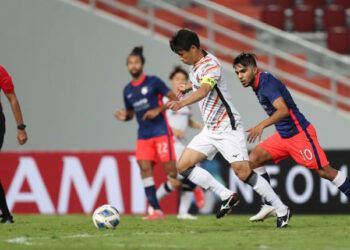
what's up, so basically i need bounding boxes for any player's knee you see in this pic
[232,163,251,181]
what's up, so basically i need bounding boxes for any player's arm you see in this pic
[5,92,28,145]
[142,90,177,120]
[167,77,213,111]
[171,128,186,139]
[246,96,289,143]
[114,109,134,121]
[188,118,203,130]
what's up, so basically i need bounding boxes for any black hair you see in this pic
[233,52,258,68]
[169,66,188,80]
[169,29,200,52]
[127,46,145,64]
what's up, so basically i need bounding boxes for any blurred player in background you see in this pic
[168,29,290,227]
[233,52,350,222]
[0,65,28,223]
[158,66,204,220]
[115,46,198,220]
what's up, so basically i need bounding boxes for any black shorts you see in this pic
[0,108,5,150]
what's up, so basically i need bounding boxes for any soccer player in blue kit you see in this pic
[233,53,350,223]
[115,46,198,220]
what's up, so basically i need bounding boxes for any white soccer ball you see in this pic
[92,204,120,229]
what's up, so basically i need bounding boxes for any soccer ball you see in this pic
[92,204,120,229]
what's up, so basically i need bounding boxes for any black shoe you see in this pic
[1,214,14,224]
[216,193,240,219]
[276,208,291,228]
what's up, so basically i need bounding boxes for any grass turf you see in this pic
[0,214,349,250]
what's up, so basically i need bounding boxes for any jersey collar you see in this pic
[131,74,146,87]
[253,72,261,90]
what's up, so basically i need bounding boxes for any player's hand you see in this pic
[246,124,264,144]
[17,130,28,145]
[114,109,127,121]
[167,101,182,111]
[177,83,191,98]
[142,109,160,120]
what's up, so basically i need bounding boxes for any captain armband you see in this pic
[201,76,216,89]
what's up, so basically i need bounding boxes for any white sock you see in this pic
[254,167,267,175]
[156,181,174,201]
[188,166,232,201]
[178,191,194,215]
[332,171,347,187]
[253,175,287,217]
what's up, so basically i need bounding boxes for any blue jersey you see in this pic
[123,74,171,139]
[253,72,310,138]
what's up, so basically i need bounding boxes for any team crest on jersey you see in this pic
[141,86,148,95]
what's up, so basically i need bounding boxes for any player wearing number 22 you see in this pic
[233,53,350,221]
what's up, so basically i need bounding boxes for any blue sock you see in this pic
[145,185,161,210]
[261,173,272,206]
[338,178,350,198]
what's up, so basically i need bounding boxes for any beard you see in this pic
[129,69,143,78]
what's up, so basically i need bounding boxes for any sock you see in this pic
[254,167,272,206]
[178,191,194,215]
[183,166,232,201]
[156,181,174,201]
[0,181,11,216]
[143,177,161,211]
[181,177,197,191]
[332,171,350,198]
[245,172,287,217]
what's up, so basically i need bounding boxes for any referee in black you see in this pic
[0,65,28,223]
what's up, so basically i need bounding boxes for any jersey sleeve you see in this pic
[154,77,170,96]
[0,66,15,94]
[200,61,221,89]
[123,88,133,111]
[261,76,283,104]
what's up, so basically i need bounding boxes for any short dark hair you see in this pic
[233,52,257,67]
[127,46,145,64]
[169,66,188,80]
[169,29,200,52]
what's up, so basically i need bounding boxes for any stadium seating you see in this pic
[332,0,350,8]
[292,5,316,32]
[261,5,286,29]
[326,26,350,54]
[270,0,295,8]
[322,5,346,30]
[303,0,325,7]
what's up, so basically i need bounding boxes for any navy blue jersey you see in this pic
[253,72,310,138]
[123,74,171,139]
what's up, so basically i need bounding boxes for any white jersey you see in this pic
[163,96,191,146]
[189,52,242,132]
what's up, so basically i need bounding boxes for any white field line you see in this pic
[6,233,114,245]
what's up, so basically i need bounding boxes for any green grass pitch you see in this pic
[0,214,349,249]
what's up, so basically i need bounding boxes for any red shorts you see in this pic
[258,124,329,169]
[136,135,176,163]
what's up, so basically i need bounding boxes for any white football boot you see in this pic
[249,204,277,222]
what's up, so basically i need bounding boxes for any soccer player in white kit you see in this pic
[165,66,204,219]
[167,29,290,227]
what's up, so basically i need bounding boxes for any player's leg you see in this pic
[249,146,277,221]
[217,129,290,227]
[136,138,164,220]
[292,124,350,198]
[316,165,350,198]
[178,148,234,203]
[0,111,13,224]
[155,135,203,218]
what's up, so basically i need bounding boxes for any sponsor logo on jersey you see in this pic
[141,87,148,95]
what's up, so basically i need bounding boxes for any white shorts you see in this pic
[187,127,249,163]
